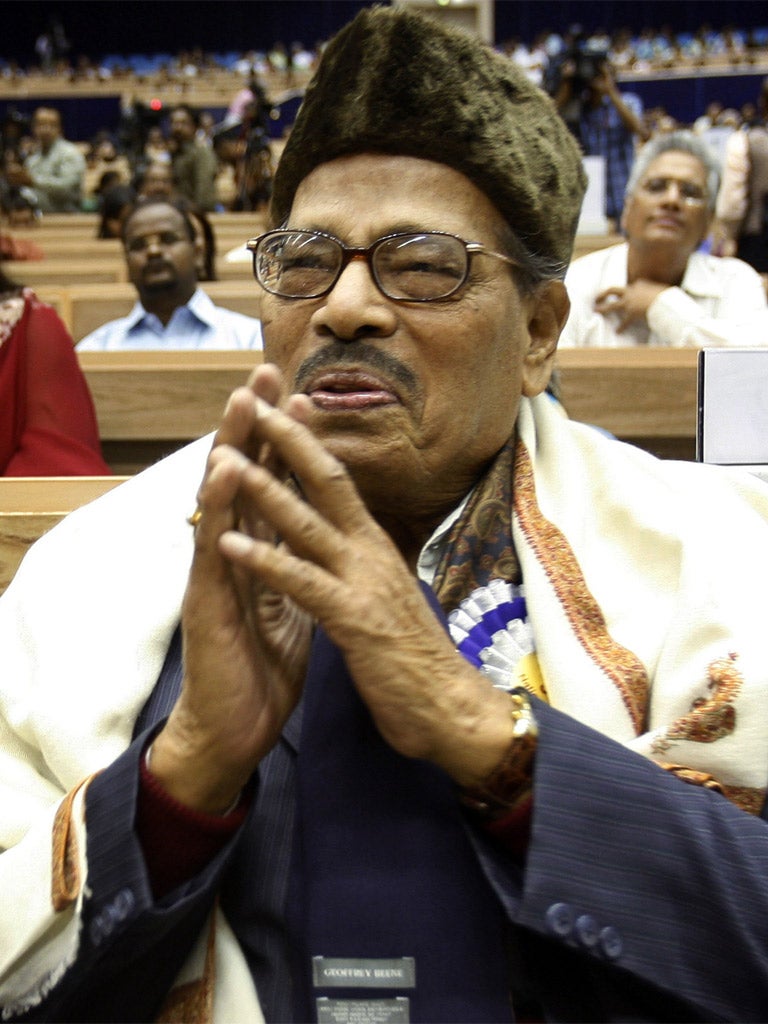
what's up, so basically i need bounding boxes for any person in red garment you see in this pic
[0,266,110,475]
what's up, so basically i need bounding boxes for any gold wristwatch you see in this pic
[458,688,538,820]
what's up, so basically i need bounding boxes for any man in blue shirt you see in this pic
[77,198,262,351]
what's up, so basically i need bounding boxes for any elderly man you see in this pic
[560,130,768,347]
[3,10,768,1023]
[77,197,261,350]
[4,106,85,213]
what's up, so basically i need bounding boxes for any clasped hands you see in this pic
[149,364,515,814]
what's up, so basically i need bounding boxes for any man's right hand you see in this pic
[149,365,313,814]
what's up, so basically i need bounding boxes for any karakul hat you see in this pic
[270,5,587,269]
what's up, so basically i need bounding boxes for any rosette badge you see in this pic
[448,579,548,702]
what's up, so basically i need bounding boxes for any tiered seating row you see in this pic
[73,347,699,475]
[0,347,700,593]
[33,281,260,342]
[7,213,620,339]
[0,475,128,595]
[8,211,265,291]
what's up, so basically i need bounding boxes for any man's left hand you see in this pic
[594,280,669,332]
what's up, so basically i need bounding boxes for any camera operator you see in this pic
[548,34,649,224]
[213,78,275,212]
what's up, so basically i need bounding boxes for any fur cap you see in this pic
[270,5,587,269]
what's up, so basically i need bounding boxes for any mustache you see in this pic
[141,258,175,273]
[293,343,417,394]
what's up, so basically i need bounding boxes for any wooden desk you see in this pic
[80,349,261,473]
[555,347,698,460]
[0,476,128,595]
[76,348,700,475]
[27,285,70,325]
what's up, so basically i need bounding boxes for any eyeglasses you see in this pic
[246,229,520,302]
[637,177,708,206]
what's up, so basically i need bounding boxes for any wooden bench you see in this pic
[572,234,622,260]
[24,284,71,326]
[0,476,129,595]
[0,348,700,587]
[7,231,623,304]
[12,237,124,260]
[68,280,261,341]
[76,348,699,475]
[9,258,127,285]
[15,214,100,231]
[80,349,262,473]
[9,255,258,289]
[12,212,260,233]
[12,225,261,254]
[12,223,619,255]
[555,348,698,461]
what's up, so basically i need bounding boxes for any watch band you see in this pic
[458,688,538,820]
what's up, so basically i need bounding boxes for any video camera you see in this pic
[571,46,609,89]
[544,39,609,97]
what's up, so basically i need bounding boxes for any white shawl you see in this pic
[2,395,768,1020]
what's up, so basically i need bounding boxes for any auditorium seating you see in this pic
[79,348,260,472]
[17,259,128,285]
[0,348,699,594]
[556,348,697,460]
[71,347,700,476]
[9,214,614,259]
[4,216,618,343]
[4,217,617,340]
[67,280,260,340]
[2,215,699,499]
[0,475,128,595]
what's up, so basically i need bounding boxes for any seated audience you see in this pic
[78,197,261,350]
[4,107,85,213]
[560,130,768,347]
[142,125,171,165]
[0,265,109,475]
[82,132,132,211]
[4,11,768,1024]
[96,182,135,239]
[0,148,40,222]
[700,107,742,169]
[0,189,38,229]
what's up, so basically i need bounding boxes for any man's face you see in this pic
[95,139,117,162]
[32,110,61,149]
[621,151,711,256]
[141,164,175,198]
[123,204,199,300]
[261,153,563,520]
[170,110,196,143]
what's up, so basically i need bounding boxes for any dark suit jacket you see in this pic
[18,622,768,1023]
